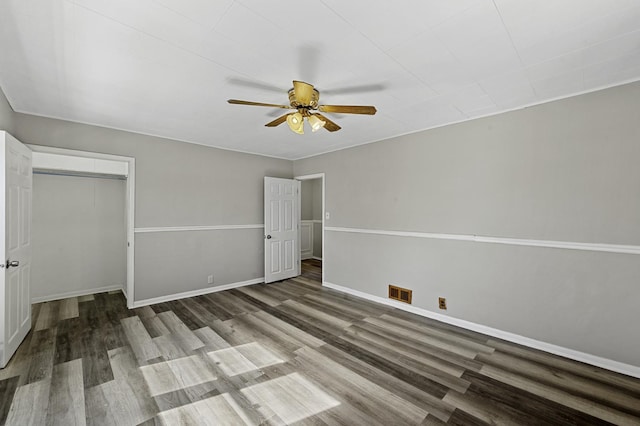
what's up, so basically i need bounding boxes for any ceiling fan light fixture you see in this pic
[308,114,326,132]
[286,112,304,134]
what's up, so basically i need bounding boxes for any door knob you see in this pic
[2,259,19,269]
[266,235,272,239]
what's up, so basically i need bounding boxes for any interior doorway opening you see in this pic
[296,173,324,284]
[28,145,136,307]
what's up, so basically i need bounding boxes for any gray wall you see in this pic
[32,174,126,300]
[14,113,293,301]
[0,85,15,134]
[294,81,640,368]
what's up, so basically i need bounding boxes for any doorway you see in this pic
[296,173,324,284]
[27,145,136,307]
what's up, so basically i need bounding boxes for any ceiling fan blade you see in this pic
[293,80,314,105]
[265,113,290,127]
[227,99,292,109]
[314,113,341,132]
[318,105,377,115]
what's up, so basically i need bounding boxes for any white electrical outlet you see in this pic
[207,275,214,284]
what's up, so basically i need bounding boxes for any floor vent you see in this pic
[388,285,412,304]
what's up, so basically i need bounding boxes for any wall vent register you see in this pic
[388,285,412,304]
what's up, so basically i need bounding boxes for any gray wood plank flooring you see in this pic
[2,259,639,425]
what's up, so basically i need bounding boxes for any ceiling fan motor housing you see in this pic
[288,87,320,109]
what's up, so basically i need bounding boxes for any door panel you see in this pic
[264,177,299,283]
[1,132,32,368]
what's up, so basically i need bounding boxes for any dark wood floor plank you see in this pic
[177,297,220,326]
[353,319,484,372]
[53,317,82,365]
[233,286,283,307]
[297,294,367,323]
[34,300,61,331]
[250,309,325,349]
[47,359,85,425]
[338,329,464,396]
[197,293,236,321]
[487,338,640,395]
[5,378,51,425]
[292,346,429,425]
[446,408,491,426]
[477,349,640,417]
[479,364,637,425]
[121,316,161,365]
[229,312,307,356]
[0,376,20,425]
[156,311,204,352]
[209,291,261,316]
[138,314,171,339]
[165,299,206,330]
[25,328,57,384]
[8,260,640,425]
[449,369,616,426]
[344,323,470,391]
[81,327,115,388]
[351,318,482,371]
[373,314,495,355]
[315,343,456,422]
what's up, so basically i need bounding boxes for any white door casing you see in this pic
[1,132,32,368]
[264,177,299,283]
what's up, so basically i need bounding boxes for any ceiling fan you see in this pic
[227,80,377,134]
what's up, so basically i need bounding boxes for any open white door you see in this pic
[0,132,32,368]
[264,177,299,283]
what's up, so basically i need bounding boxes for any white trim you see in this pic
[311,219,322,224]
[323,281,640,379]
[294,173,325,180]
[32,152,128,176]
[311,256,323,261]
[132,277,264,308]
[325,226,640,255]
[126,159,135,308]
[28,145,137,308]
[31,285,123,304]
[26,144,135,164]
[134,224,264,233]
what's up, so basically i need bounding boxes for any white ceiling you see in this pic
[1,1,640,160]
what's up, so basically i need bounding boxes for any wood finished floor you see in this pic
[2,260,640,425]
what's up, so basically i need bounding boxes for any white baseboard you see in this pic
[132,277,265,308]
[301,253,313,260]
[311,256,323,261]
[323,281,640,379]
[32,285,123,303]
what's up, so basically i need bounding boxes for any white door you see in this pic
[264,177,299,283]
[1,132,32,368]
